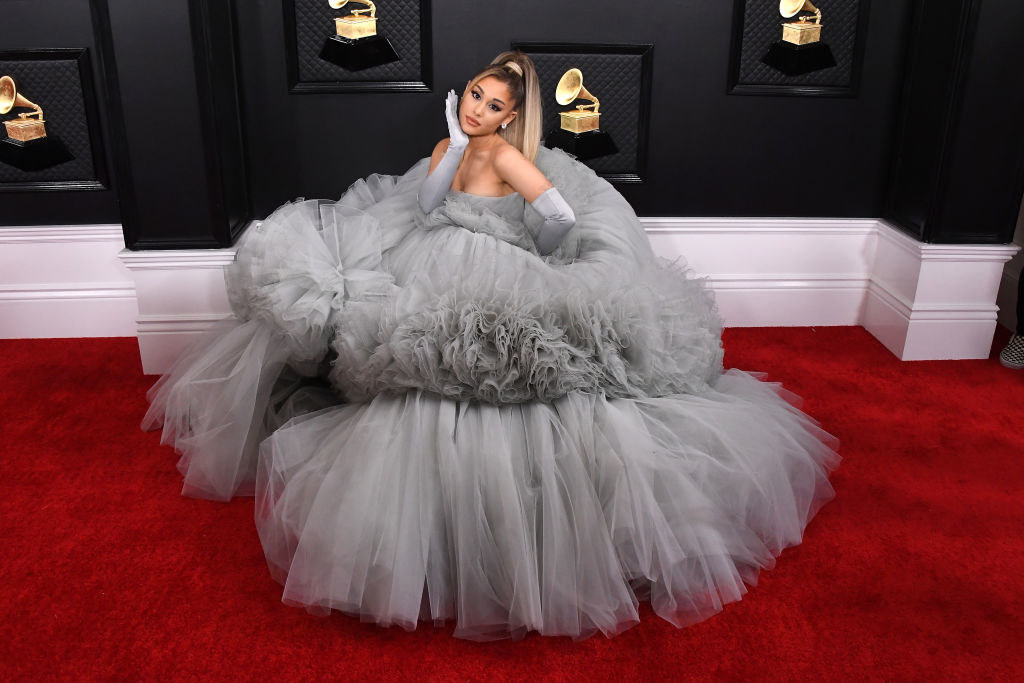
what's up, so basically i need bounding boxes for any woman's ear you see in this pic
[502,110,518,127]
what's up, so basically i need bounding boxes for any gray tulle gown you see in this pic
[142,146,840,641]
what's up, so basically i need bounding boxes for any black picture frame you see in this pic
[513,42,653,184]
[727,0,871,97]
[283,0,432,94]
[0,48,108,192]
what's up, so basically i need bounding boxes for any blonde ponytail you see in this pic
[467,50,542,162]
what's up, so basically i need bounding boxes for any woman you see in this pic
[144,50,840,641]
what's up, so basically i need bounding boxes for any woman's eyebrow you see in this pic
[473,85,505,105]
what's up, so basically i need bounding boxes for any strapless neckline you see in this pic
[450,189,521,200]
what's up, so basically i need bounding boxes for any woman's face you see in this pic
[460,76,517,137]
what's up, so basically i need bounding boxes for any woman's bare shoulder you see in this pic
[492,142,552,200]
[431,137,450,156]
[492,140,526,161]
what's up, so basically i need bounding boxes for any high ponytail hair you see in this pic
[467,50,542,162]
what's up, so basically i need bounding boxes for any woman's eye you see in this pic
[472,91,480,100]
[489,104,500,112]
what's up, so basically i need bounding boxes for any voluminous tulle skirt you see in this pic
[143,146,840,640]
[253,371,837,641]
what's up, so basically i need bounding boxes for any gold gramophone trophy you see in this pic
[761,0,837,76]
[545,68,617,161]
[319,0,400,71]
[0,75,72,171]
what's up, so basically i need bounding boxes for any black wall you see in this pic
[1,0,120,226]
[885,0,1024,243]
[97,0,248,248]
[237,0,911,220]
[3,1,1022,248]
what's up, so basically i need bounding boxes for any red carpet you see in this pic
[2,327,1022,680]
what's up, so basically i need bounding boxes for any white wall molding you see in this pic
[0,224,137,338]
[643,217,878,328]
[118,240,243,373]
[0,224,126,243]
[5,218,1017,368]
[861,221,1019,360]
[645,217,1018,359]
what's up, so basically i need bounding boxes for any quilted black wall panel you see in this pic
[0,55,96,184]
[0,4,118,226]
[236,0,912,222]
[733,0,864,89]
[524,48,647,179]
[287,0,427,86]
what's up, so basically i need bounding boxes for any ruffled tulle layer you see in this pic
[254,372,838,641]
[224,147,725,406]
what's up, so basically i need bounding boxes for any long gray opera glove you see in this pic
[417,90,469,213]
[532,186,576,255]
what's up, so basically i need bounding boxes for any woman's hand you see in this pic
[445,90,469,151]
[418,91,470,213]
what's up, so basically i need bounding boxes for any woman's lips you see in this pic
[465,116,480,127]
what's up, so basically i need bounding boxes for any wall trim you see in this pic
[0,224,136,338]
[0,224,124,243]
[861,220,1018,359]
[118,217,1017,370]
[641,216,878,235]
[2,218,1017,365]
[119,248,238,270]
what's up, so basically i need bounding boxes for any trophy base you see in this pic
[761,41,836,76]
[0,135,73,171]
[319,34,400,71]
[545,128,618,162]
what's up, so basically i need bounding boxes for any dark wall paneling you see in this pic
[0,49,106,188]
[238,0,912,222]
[189,0,250,244]
[0,2,119,226]
[932,0,1024,244]
[284,0,432,92]
[728,0,872,97]
[515,43,653,183]
[884,0,1024,244]
[7,1,1018,248]
[94,0,249,249]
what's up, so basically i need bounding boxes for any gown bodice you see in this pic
[426,189,535,254]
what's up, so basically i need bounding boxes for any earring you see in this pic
[501,122,508,129]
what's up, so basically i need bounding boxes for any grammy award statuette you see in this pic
[544,68,617,162]
[761,0,837,76]
[319,0,400,71]
[0,75,73,171]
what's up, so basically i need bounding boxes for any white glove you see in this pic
[418,90,469,213]
[531,187,576,255]
[443,89,469,151]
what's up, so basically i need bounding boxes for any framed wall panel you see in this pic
[514,42,653,184]
[728,0,871,97]
[283,0,431,93]
[0,48,108,191]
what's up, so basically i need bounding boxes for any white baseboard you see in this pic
[3,218,1017,369]
[860,222,1018,359]
[119,246,239,374]
[644,218,878,326]
[0,225,137,338]
[121,218,1019,372]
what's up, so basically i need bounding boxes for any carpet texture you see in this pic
[1,327,1022,680]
